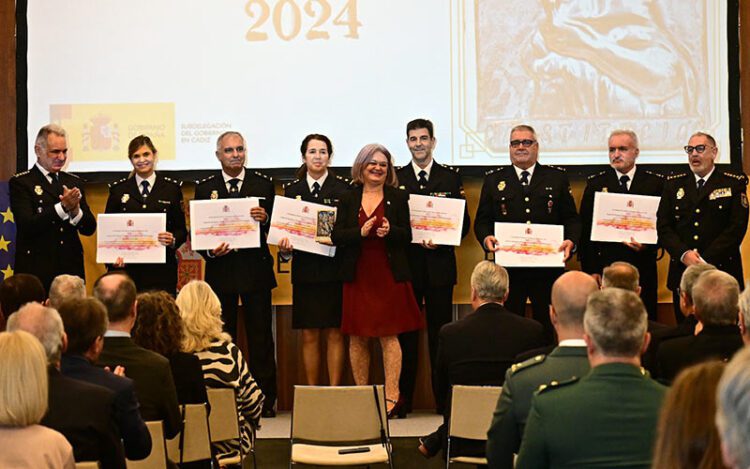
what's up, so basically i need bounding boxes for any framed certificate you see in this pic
[96,213,166,264]
[189,198,261,250]
[493,222,564,268]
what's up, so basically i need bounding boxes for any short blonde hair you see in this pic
[350,143,398,187]
[0,330,49,427]
[175,280,231,352]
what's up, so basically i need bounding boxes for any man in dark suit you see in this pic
[740,287,750,347]
[579,130,664,320]
[58,296,152,461]
[395,118,471,415]
[717,348,750,469]
[516,289,667,468]
[94,271,182,439]
[418,261,546,458]
[0,273,46,330]
[486,271,597,469]
[193,130,278,417]
[656,270,743,383]
[9,124,96,291]
[657,131,749,323]
[474,124,580,337]
[7,302,126,468]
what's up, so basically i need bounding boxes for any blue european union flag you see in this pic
[0,182,17,280]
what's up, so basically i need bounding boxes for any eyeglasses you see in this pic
[609,146,632,153]
[222,146,245,154]
[684,144,713,154]
[367,160,388,168]
[510,139,536,148]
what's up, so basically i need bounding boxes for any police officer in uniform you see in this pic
[657,132,749,323]
[579,130,664,320]
[474,124,579,337]
[194,130,278,417]
[395,119,470,416]
[104,135,187,295]
[10,124,96,291]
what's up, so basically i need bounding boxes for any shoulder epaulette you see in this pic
[509,354,546,375]
[196,174,216,185]
[350,179,358,186]
[12,170,30,178]
[587,170,607,181]
[445,164,461,174]
[644,170,664,179]
[283,179,300,190]
[723,171,748,183]
[485,166,504,176]
[163,176,183,187]
[549,165,566,172]
[667,173,687,180]
[108,177,128,188]
[335,174,351,184]
[254,170,273,181]
[536,376,580,395]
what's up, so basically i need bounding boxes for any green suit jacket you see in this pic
[486,346,590,469]
[516,362,666,469]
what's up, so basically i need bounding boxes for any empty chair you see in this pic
[447,385,503,466]
[127,421,167,469]
[166,404,212,466]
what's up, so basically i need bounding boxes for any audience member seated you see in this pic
[486,271,598,469]
[516,289,666,468]
[652,361,727,469]
[133,291,208,405]
[7,302,125,468]
[93,271,182,439]
[716,347,750,469]
[0,330,75,469]
[48,274,86,309]
[58,296,152,461]
[600,261,667,333]
[737,286,750,346]
[656,270,743,383]
[0,272,46,330]
[418,261,547,459]
[642,263,717,373]
[176,280,265,462]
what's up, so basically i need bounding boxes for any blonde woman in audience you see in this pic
[0,330,74,468]
[176,280,265,462]
[652,360,728,469]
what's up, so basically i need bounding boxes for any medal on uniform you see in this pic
[501,203,507,216]
[497,181,506,192]
[34,185,42,195]
[210,190,218,200]
[121,194,129,203]
[548,200,554,214]
[676,188,684,200]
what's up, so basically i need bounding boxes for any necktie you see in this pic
[418,170,428,189]
[228,178,241,197]
[312,181,321,198]
[140,180,150,197]
[697,178,705,191]
[520,170,530,193]
[49,173,62,195]
[619,175,630,192]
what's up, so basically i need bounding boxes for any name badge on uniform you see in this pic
[676,188,685,200]
[121,194,129,203]
[34,185,43,195]
[709,187,732,200]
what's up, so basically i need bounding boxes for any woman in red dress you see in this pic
[332,143,423,416]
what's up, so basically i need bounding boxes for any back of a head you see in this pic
[0,274,46,317]
[584,288,647,357]
[551,271,599,329]
[653,361,726,469]
[57,297,108,356]
[175,280,229,352]
[93,272,136,323]
[717,347,750,469]
[133,291,184,357]
[601,262,639,292]
[679,263,717,305]
[6,302,65,365]
[470,261,509,302]
[692,270,739,327]
[48,274,86,310]
[0,330,49,427]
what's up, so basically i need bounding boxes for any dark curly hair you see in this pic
[133,291,184,356]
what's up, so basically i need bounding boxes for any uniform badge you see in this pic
[676,188,684,200]
[34,185,43,195]
[709,188,732,200]
[296,195,302,200]
[602,187,608,193]
[742,193,748,208]
[210,190,218,200]
[121,194,130,203]
[497,181,506,192]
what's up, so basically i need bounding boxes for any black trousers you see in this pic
[398,285,453,411]
[505,267,562,341]
[217,289,277,408]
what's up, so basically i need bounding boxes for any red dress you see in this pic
[341,200,423,337]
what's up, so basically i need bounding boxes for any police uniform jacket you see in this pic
[486,346,590,469]
[193,170,277,293]
[282,174,350,285]
[104,174,187,292]
[474,164,580,250]
[657,169,748,290]
[9,165,96,288]
[579,167,664,275]
[516,363,667,469]
[396,162,470,288]
[331,184,412,283]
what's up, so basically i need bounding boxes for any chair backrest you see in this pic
[75,462,100,469]
[127,421,167,469]
[448,385,503,440]
[207,387,241,443]
[165,404,212,464]
[291,385,389,443]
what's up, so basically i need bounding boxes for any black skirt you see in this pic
[292,282,343,329]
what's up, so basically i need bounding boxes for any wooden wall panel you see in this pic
[0,0,15,180]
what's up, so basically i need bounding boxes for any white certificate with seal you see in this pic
[189,198,261,250]
[267,196,337,257]
[493,222,564,267]
[96,213,166,264]
[408,194,465,246]
[590,192,660,244]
